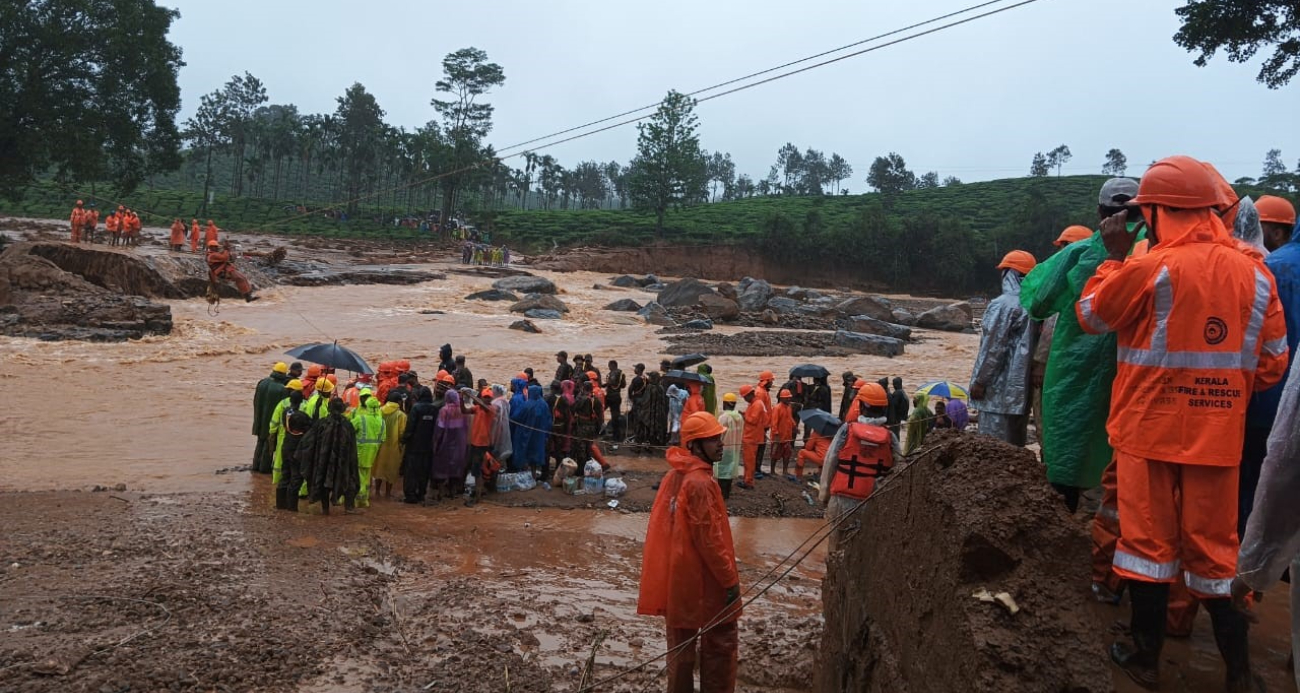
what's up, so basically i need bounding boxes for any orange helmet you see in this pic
[739,384,755,398]
[1054,225,1093,247]
[437,372,455,385]
[480,388,493,398]
[778,389,792,400]
[586,371,598,381]
[1256,195,1297,226]
[856,382,888,407]
[307,365,323,377]
[853,379,867,390]
[207,240,219,248]
[680,411,727,446]
[75,199,83,205]
[996,250,1037,275]
[758,370,774,382]
[1132,156,1221,210]
[325,374,337,384]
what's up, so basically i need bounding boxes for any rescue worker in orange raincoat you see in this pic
[204,219,220,247]
[638,410,741,693]
[970,249,1038,445]
[69,200,85,243]
[169,218,186,251]
[820,382,899,550]
[1077,155,1288,691]
[754,371,775,465]
[796,427,830,480]
[768,389,796,477]
[190,218,201,253]
[84,207,99,244]
[206,240,259,302]
[739,385,768,489]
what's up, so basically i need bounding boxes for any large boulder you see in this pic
[836,295,893,322]
[698,293,741,321]
[833,330,905,357]
[917,303,973,332]
[465,289,519,302]
[766,296,802,314]
[657,278,716,308]
[610,275,640,288]
[638,301,675,327]
[510,293,569,314]
[737,278,774,312]
[845,316,913,341]
[493,275,557,295]
[509,319,541,333]
[604,298,643,312]
[681,319,714,330]
[787,286,824,301]
[891,308,918,327]
[524,308,563,320]
[716,282,738,301]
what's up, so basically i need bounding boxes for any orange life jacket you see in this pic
[831,423,893,500]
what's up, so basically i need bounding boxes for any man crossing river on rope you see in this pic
[206,239,259,303]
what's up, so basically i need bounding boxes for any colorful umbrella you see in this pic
[915,380,968,401]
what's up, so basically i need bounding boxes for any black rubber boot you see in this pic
[1204,598,1264,693]
[274,487,288,510]
[284,488,299,513]
[1111,581,1169,690]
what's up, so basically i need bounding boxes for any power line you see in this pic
[492,0,1017,158]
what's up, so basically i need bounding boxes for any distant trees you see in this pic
[706,151,735,201]
[1047,145,1073,176]
[431,47,506,219]
[1029,152,1050,177]
[943,176,963,187]
[866,153,917,194]
[763,143,851,195]
[1261,149,1297,191]
[1102,148,1128,176]
[1175,1,1300,88]
[628,90,709,238]
[1,0,184,197]
[917,171,941,189]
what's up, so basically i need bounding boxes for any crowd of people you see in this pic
[963,158,1300,692]
[67,200,146,247]
[460,241,510,266]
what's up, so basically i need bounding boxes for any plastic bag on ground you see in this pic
[495,471,537,493]
[552,457,578,487]
[583,459,604,495]
[604,477,627,498]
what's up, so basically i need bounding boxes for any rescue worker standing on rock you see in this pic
[190,218,201,253]
[69,200,84,243]
[820,382,899,551]
[169,218,186,251]
[969,250,1038,446]
[206,240,259,302]
[638,410,741,693]
[1077,155,1288,691]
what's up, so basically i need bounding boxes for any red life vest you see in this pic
[831,423,893,500]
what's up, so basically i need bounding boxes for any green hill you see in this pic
[4,175,1288,295]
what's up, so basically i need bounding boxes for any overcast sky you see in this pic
[162,0,1300,186]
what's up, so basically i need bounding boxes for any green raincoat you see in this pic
[903,392,931,456]
[352,396,385,507]
[698,365,718,415]
[1020,226,1145,489]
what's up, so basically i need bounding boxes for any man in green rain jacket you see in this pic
[352,393,385,508]
[1020,178,1145,511]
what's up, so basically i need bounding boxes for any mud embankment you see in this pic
[817,431,1112,692]
[527,244,894,292]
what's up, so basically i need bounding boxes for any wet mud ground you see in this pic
[1,217,1297,692]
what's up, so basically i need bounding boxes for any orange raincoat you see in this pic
[204,221,219,247]
[190,220,201,252]
[637,447,741,629]
[169,220,186,247]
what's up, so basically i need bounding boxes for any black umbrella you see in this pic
[798,408,842,437]
[789,363,830,379]
[284,341,373,374]
[663,369,711,385]
[670,353,709,368]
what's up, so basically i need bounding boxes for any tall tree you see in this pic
[828,153,852,195]
[218,73,268,197]
[1029,152,1050,177]
[1047,144,1073,176]
[1174,1,1300,88]
[916,171,941,189]
[866,153,916,195]
[333,83,386,215]
[1102,148,1128,176]
[706,151,735,202]
[183,91,229,216]
[1262,148,1294,190]
[430,47,505,217]
[773,143,803,193]
[628,90,708,238]
[0,0,184,196]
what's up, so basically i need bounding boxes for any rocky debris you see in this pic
[282,267,445,286]
[832,330,905,357]
[835,295,894,322]
[524,309,562,320]
[509,319,542,333]
[716,282,738,301]
[698,293,740,321]
[466,289,520,302]
[0,243,174,341]
[916,302,973,332]
[638,301,675,327]
[765,296,802,314]
[891,308,918,326]
[786,286,824,300]
[604,298,643,312]
[681,319,714,330]
[817,431,1111,692]
[761,309,780,325]
[645,282,668,292]
[510,294,569,314]
[656,277,716,308]
[492,274,557,295]
[841,315,913,341]
[610,275,640,288]
[737,277,774,312]
[665,329,899,358]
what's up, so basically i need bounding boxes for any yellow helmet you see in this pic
[285,379,304,391]
[722,393,738,403]
[317,379,335,394]
[272,362,289,374]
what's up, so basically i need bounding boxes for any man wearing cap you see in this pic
[1079,156,1286,690]
[252,362,292,474]
[638,411,741,693]
[821,382,899,550]
[1241,195,1300,534]
[970,249,1038,445]
[739,385,767,489]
